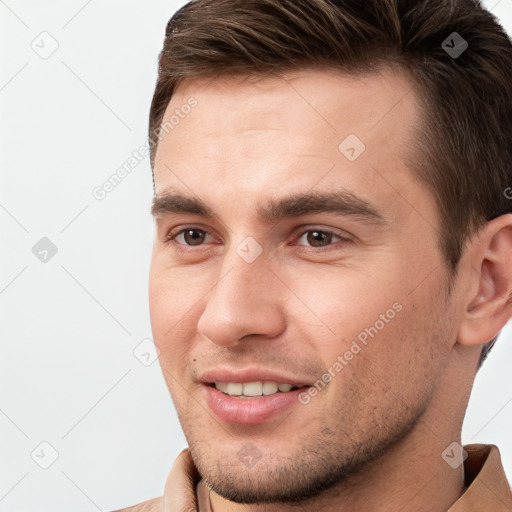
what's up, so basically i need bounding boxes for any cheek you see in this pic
[287,265,404,347]
[353,284,452,406]
[149,256,203,327]
[289,260,447,395]
[148,278,169,348]
[316,299,446,433]
[148,266,199,366]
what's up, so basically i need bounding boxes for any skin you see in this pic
[143,68,512,512]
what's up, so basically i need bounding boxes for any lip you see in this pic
[198,366,313,387]
[203,384,309,425]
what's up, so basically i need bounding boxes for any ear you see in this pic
[457,214,512,347]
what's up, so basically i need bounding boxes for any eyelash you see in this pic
[163,225,352,252]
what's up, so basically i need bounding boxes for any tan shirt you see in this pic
[114,444,512,511]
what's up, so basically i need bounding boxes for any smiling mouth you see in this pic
[208,381,308,398]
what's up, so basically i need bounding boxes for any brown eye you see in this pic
[167,228,213,246]
[297,230,342,248]
[181,229,207,245]
[308,231,333,247]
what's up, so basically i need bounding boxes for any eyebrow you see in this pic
[151,190,385,225]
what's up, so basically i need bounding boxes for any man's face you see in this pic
[149,69,460,503]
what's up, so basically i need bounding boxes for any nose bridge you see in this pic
[196,236,285,345]
[218,234,272,298]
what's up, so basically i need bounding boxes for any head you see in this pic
[148,0,512,506]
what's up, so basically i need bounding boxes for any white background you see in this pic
[1,1,511,510]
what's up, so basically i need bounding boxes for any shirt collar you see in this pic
[448,444,512,511]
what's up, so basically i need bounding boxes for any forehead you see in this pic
[152,67,435,229]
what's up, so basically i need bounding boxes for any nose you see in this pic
[196,242,287,348]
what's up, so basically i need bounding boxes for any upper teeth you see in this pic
[215,381,295,397]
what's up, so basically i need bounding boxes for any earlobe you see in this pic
[457,215,512,347]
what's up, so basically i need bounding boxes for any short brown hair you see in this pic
[148,0,512,366]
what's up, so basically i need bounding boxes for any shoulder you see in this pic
[110,496,164,512]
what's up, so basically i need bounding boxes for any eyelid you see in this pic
[294,229,343,246]
[164,224,217,245]
[164,224,353,251]
[291,226,353,250]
